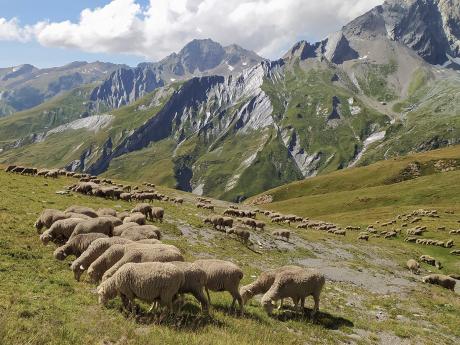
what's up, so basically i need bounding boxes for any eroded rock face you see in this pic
[344,0,460,66]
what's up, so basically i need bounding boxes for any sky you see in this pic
[0,0,383,68]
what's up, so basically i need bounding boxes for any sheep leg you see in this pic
[205,287,211,305]
[192,288,209,313]
[277,298,284,310]
[229,289,243,314]
[299,297,306,315]
[312,293,320,318]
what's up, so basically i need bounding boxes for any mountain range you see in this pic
[0,0,459,202]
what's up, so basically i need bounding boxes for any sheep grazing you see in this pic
[119,225,162,241]
[71,237,133,281]
[450,249,460,256]
[170,261,209,312]
[272,230,291,241]
[101,243,184,282]
[53,233,109,260]
[39,218,84,245]
[97,262,185,314]
[34,209,69,232]
[449,229,460,235]
[97,208,117,217]
[261,268,325,317]
[241,218,257,229]
[88,244,127,283]
[422,274,456,291]
[131,203,153,221]
[406,259,420,274]
[99,216,123,227]
[255,220,266,230]
[120,193,132,202]
[240,265,302,305]
[419,255,436,266]
[69,218,114,240]
[123,212,146,225]
[64,206,98,218]
[65,212,92,220]
[193,259,244,313]
[5,165,16,172]
[358,233,369,241]
[173,197,184,204]
[113,222,139,236]
[151,207,164,223]
[204,216,224,230]
[116,211,131,221]
[227,228,250,244]
[222,217,234,229]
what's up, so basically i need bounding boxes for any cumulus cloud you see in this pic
[0,0,383,60]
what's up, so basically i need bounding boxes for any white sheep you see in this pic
[70,237,133,281]
[123,212,146,225]
[261,268,325,317]
[101,243,184,281]
[64,205,98,218]
[69,218,114,240]
[53,233,109,260]
[39,218,83,245]
[193,259,244,313]
[97,262,185,314]
[240,265,302,305]
[34,209,68,232]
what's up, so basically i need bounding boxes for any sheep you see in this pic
[116,211,131,221]
[255,221,266,231]
[64,212,92,220]
[97,208,117,217]
[120,193,132,202]
[64,206,98,218]
[120,225,162,241]
[420,255,436,266]
[222,217,234,229]
[151,207,164,223]
[272,230,291,241]
[422,274,456,291]
[204,216,224,230]
[101,243,184,282]
[69,218,114,240]
[5,165,16,172]
[131,203,153,221]
[241,218,257,229]
[227,228,250,244]
[450,250,460,256]
[34,209,68,232]
[71,237,133,281]
[88,244,127,283]
[406,259,420,274]
[39,218,84,245]
[450,229,460,235]
[358,233,369,241]
[170,261,209,312]
[261,268,325,317]
[240,265,303,305]
[53,233,109,260]
[193,259,244,313]
[123,212,146,225]
[97,262,185,314]
[113,222,139,236]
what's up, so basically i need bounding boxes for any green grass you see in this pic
[1,146,460,344]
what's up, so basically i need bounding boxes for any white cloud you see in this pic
[0,0,383,60]
[0,17,33,42]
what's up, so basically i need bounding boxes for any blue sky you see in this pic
[0,0,149,67]
[0,0,381,69]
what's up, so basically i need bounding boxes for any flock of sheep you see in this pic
[11,164,325,319]
[5,164,458,322]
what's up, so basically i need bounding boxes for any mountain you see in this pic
[0,0,459,202]
[90,39,265,108]
[0,61,124,117]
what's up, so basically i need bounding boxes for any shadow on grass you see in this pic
[115,302,226,330]
[211,303,267,323]
[273,307,354,330]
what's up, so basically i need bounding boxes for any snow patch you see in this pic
[349,131,386,167]
[192,183,204,196]
[46,115,113,136]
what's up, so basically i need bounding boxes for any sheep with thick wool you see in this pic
[39,218,84,245]
[123,212,146,225]
[113,222,138,236]
[97,208,117,217]
[119,225,161,241]
[70,237,133,281]
[170,261,209,312]
[69,218,114,240]
[64,205,98,218]
[240,265,303,305]
[34,209,68,232]
[53,233,109,260]
[131,203,153,221]
[406,259,420,274]
[97,262,185,314]
[261,268,325,317]
[193,259,244,312]
[101,243,184,281]
[422,274,456,291]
